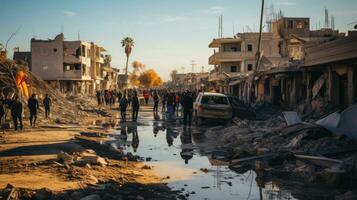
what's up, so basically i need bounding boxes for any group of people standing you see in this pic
[96,90,119,106]
[160,90,194,126]
[116,89,195,126]
[119,90,140,122]
[0,93,52,131]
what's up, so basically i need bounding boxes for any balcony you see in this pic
[62,70,83,80]
[209,51,254,65]
[96,56,104,63]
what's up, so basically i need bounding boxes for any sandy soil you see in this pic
[0,105,167,195]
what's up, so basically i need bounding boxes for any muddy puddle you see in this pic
[104,113,297,200]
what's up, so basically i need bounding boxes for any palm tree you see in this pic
[121,37,134,88]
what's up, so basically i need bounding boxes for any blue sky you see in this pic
[1,0,357,80]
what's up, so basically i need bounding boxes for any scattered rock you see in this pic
[87,175,98,185]
[200,168,208,173]
[142,165,151,170]
[57,151,74,164]
[76,156,108,167]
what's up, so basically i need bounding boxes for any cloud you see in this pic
[277,1,297,6]
[162,15,187,23]
[63,10,77,17]
[202,6,224,14]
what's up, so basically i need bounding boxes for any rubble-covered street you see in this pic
[1,0,357,199]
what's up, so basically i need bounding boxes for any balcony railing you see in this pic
[209,51,255,64]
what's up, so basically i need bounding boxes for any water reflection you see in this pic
[180,127,194,164]
[153,121,165,137]
[166,126,179,147]
[130,126,139,152]
[107,114,298,200]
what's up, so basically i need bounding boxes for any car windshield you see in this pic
[201,95,228,105]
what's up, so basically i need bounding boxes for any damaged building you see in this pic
[29,33,118,95]
[208,16,357,112]
[208,31,284,100]
[304,32,357,111]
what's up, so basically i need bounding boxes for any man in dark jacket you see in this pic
[28,94,39,127]
[119,95,128,121]
[182,91,194,126]
[10,96,23,131]
[131,92,140,122]
[153,92,159,112]
[43,94,51,119]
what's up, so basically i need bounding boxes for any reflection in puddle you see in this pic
[106,113,297,200]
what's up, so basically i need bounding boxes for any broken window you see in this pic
[297,21,304,29]
[247,44,253,52]
[75,64,81,70]
[76,48,81,58]
[201,95,229,105]
[230,66,237,72]
[288,20,293,29]
[247,64,253,71]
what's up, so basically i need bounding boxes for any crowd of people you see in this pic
[115,89,196,127]
[0,93,52,131]
[0,88,198,132]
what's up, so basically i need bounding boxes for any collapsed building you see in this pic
[14,33,119,95]
[208,16,357,111]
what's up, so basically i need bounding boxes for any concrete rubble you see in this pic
[207,103,357,198]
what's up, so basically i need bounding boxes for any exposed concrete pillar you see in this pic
[347,65,355,106]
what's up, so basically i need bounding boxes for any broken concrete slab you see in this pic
[282,111,302,126]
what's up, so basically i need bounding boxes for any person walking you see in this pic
[161,93,167,112]
[131,92,140,122]
[119,95,128,121]
[182,91,194,126]
[10,96,23,131]
[175,93,180,115]
[143,90,149,104]
[43,94,51,119]
[153,92,159,112]
[28,94,39,127]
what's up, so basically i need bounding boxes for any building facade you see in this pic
[30,33,118,95]
[207,16,357,112]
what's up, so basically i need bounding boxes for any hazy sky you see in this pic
[1,0,356,80]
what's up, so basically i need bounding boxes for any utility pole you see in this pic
[249,0,265,104]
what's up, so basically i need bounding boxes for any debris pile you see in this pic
[208,104,357,198]
[0,182,180,200]
[0,60,105,125]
